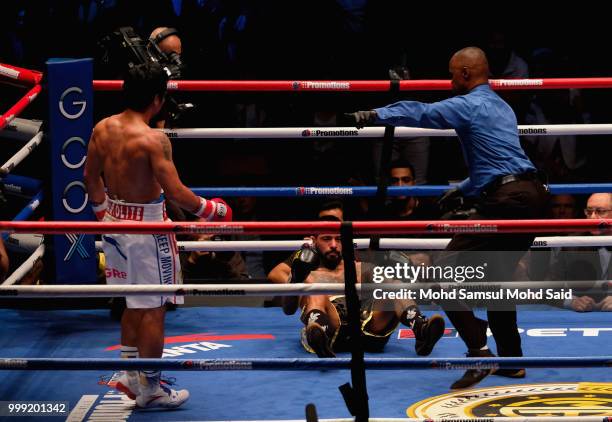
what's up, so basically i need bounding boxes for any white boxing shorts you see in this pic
[102,196,182,309]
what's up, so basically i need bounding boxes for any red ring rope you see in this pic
[0,84,42,131]
[93,78,612,92]
[0,63,43,86]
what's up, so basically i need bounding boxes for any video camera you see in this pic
[98,26,194,124]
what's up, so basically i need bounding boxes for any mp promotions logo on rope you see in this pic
[407,382,612,418]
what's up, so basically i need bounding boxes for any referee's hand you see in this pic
[437,187,464,214]
[343,110,377,128]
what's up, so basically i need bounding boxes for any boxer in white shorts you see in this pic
[102,196,182,309]
[84,62,231,409]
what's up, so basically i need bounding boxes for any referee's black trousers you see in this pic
[441,178,549,357]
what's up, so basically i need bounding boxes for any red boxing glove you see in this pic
[211,198,232,221]
[91,195,108,221]
[193,197,232,221]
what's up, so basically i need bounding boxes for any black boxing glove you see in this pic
[289,244,320,284]
[437,186,464,214]
[343,110,378,129]
[282,244,320,315]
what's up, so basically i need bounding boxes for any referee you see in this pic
[347,46,549,389]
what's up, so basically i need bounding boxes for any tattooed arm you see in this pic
[149,130,201,213]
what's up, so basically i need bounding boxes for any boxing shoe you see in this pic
[450,348,494,390]
[136,384,189,409]
[115,371,140,400]
[303,323,335,358]
[412,314,445,356]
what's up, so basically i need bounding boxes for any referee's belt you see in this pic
[481,171,545,197]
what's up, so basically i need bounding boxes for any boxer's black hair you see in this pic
[123,62,168,112]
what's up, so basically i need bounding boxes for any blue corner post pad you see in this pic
[47,57,97,284]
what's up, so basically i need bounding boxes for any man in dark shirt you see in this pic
[385,159,438,220]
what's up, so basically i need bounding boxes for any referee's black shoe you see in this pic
[450,348,494,390]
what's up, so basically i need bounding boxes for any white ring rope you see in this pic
[93,236,612,252]
[0,131,43,175]
[2,243,44,286]
[0,117,42,141]
[4,234,43,254]
[163,124,612,139]
[0,281,606,298]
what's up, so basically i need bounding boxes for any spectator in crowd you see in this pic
[549,193,611,312]
[384,160,439,220]
[515,194,578,281]
[181,228,249,282]
[484,30,529,78]
[523,48,589,181]
[484,30,530,122]
[549,194,579,220]
[232,196,267,279]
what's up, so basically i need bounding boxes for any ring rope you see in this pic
[0,174,43,197]
[1,191,43,239]
[0,84,42,131]
[0,131,43,175]
[0,117,43,140]
[163,123,612,140]
[8,190,42,224]
[190,184,612,197]
[0,281,606,298]
[90,235,612,253]
[0,62,43,86]
[162,125,612,139]
[0,356,610,371]
[4,233,44,254]
[93,77,612,92]
[0,219,609,235]
[2,243,43,286]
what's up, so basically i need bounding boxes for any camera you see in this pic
[99,26,184,79]
[98,27,194,123]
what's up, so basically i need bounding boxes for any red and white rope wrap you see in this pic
[94,78,612,92]
[0,219,609,235]
[0,63,43,86]
[0,84,42,131]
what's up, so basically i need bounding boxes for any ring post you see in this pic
[339,221,369,422]
[47,58,97,284]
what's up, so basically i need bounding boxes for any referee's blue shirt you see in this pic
[374,83,535,197]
